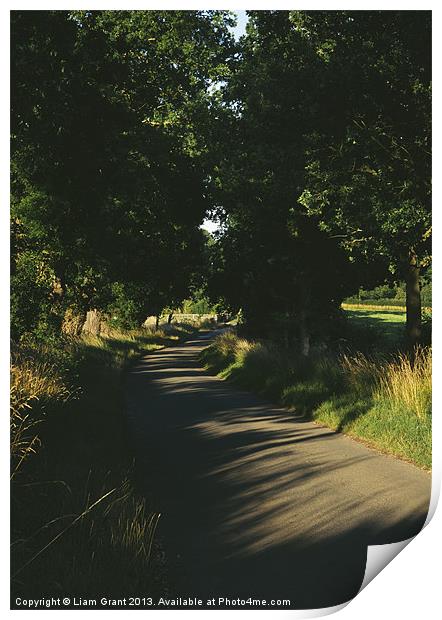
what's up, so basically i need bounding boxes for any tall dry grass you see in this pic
[339,347,432,419]
[376,346,432,419]
[12,473,163,596]
[208,330,280,366]
[208,333,432,419]
[340,352,381,396]
[10,352,73,478]
[210,329,239,356]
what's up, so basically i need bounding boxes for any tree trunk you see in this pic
[297,287,311,357]
[299,309,310,357]
[405,250,422,349]
[155,315,160,330]
[82,309,102,335]
[167,312,174,325]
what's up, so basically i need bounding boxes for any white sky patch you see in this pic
[200,218,220,234]
[231,10,248,40]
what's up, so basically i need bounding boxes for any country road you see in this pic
[125,330,431,610]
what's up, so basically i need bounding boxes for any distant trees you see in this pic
[344,276,432,309]
[208,10,431,351]
[11,10,235,338]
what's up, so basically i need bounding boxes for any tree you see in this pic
[292,10,431,347]
[208,11,385,353]
[11,10,235,337]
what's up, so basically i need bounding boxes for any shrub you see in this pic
[11,250,59,339]
[107,282,145,330]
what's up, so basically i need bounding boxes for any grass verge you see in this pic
[11,321,207,600]
[201,331,431,470]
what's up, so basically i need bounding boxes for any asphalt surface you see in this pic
[125,330,431,610]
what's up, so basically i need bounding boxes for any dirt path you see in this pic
[125,331,431,609]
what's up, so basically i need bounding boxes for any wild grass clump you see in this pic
[10,351,74,478]
[202,330,292,398]
[11,471,164,599]
[11,353,72,408]
[202,331,431,468]
[376,346,431,420]
[11,466,165,597]
[340,352,381,396]
[201,329,238,372]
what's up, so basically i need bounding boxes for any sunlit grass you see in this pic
[376,346,431,420]
[202,331,431,469]
[10,352,73,478]
[342,303,432,313]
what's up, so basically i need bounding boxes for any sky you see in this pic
[231,10,248,40]
[200,218,219,234]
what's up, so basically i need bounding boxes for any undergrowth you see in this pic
[10,321,203,600]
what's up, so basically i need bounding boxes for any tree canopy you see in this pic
[207,10,431,349]
[11,10,235,335]
[11,10,431,348]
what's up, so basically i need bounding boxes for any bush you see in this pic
[421,310,432,346]
[11,250,60,339]
[107,282,145,330]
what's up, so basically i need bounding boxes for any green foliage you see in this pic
[345,276,432,308]
[181,287,216,314]
[421,267,432,306]
[12,10,431,347]
[206,10,430,346]
[106,282,146,330]
[11,10,432,599]
[210,12,406,344]
[11,10,235,341]
[421,310,432,347]
[293,10,431,274]
[11,250,58,338]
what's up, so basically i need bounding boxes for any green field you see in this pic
[344,307,406,351]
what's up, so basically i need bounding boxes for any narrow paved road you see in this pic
[125,331,431,610]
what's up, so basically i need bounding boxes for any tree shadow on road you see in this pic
[125,341,431,609]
